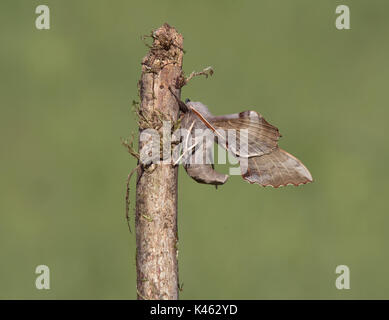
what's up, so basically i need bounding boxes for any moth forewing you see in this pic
[209,110,280,158]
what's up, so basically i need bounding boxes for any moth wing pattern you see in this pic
[180,109,229,185]
[209,110,281,157]
[242,148,313,188]
[179,100,313,188]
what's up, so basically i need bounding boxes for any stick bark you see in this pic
[135,23,183,300]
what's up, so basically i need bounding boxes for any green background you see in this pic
[1,0,388,299]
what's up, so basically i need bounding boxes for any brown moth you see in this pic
[171,90,313,188]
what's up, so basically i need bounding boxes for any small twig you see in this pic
[136,288,149,300]
[126,165,141,233]
[142,214,153,222]
[122,135,140,160]
[185,66,214,84]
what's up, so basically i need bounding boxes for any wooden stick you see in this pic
[135,23,183,300]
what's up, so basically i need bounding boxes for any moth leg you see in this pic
[173,121,197,165]
[174,140,200,165]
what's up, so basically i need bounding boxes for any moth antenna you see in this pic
[187,107,227,144]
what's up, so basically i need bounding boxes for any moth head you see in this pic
[186,101,213,118]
